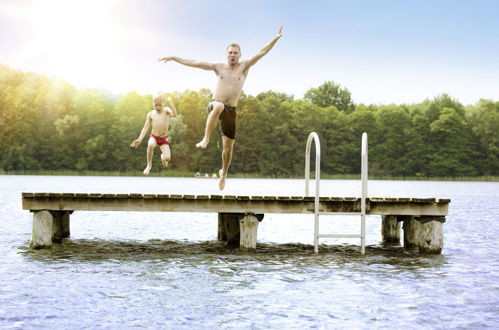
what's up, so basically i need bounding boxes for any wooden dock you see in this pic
[22,192,450,254]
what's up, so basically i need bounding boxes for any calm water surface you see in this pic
[1,175,498,329]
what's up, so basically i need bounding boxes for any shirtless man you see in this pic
[159,25,283,190]
[130,94,178,175]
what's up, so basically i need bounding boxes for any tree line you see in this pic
[0,65,497,177]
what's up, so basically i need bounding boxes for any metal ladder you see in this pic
[305,132,368,254]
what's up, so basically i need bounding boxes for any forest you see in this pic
[1,64,497,178]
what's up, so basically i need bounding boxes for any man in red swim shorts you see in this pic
[130,94,177,175]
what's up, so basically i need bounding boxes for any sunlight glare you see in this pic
[17,0,130,90]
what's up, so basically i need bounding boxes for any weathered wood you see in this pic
[30,211,54,249]
[416,218,444,254]
[381,215,401,244]
[22,192,450,254]
[55,211,71,239]
[402,216,444,253]
[224,213,240,247]
[239,214,259,251]
[217,213,226,241]
[21,193,450,216]
[403,216,419,249]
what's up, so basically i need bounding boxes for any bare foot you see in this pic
[161,154,169,168]
[143,165,151,175]
[218,169,226,190]
[196,139,209,149]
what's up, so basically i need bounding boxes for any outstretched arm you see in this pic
[246,25,283,68]
[166,97,178,117]
[158,56,216,71]
[130,114,151,148]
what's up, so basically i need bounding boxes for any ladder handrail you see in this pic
[360,132,368,254]
[304,132,321,253]
[304,132,320,198]
[304,131,368,255]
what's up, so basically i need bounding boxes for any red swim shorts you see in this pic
[151,134,169,146]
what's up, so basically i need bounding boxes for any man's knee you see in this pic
[213,102,224,113]
[223,138,235,150]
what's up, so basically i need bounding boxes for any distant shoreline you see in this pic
[1,170,497,182]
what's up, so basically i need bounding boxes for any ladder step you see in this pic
[318,234,363,239]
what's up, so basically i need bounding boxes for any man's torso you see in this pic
[213,62,249,106]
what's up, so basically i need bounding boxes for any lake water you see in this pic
[1,175,498,329]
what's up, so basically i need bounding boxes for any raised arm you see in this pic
[158,56,216,71]
[246,25,283,68]
[130,113,152,148]
[166,97,178,117]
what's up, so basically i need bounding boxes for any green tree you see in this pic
[373,105,412,176]
[304,81,354,112]
[467,100,499,175]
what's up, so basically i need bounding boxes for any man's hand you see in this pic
[158,57,174,63]
[276,25,283,38]
[130,139,141,148]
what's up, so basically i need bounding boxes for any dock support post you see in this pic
[403,216,419,249]
[217,213,227,241]
[218,213,240,247]
[52,211,71,242]
[416,217,445,254]
[30,210,72,248]
[30,210,54,249]
[240,214,259,251]
[381,215,401,244]
[403,216,445,254]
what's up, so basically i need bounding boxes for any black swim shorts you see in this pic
[206,100,237,139]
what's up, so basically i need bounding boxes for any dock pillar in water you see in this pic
[30,210,71,249]
[240,214,259,251]
[381,215,401,244]
[403,216,445,254]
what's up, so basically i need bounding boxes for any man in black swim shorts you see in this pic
[159,25,283,190]
[206,101,237,140]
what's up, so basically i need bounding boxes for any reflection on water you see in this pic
[1,176,499,328]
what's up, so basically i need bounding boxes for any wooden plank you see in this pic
[412,198,436,203]
[102,194,117,199]
[21,192,450,216]
[115,193,129,199]
[129,193,143,199]
[156,194,171,199]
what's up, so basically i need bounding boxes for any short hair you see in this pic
[226,43,241,52]
[153,93,164,103]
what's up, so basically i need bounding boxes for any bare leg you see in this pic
[196,102,224,149]
[144,137,157,175]
[160,144,171,168]
[219,135,234,190]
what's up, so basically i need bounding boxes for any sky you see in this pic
[1,0,498,105]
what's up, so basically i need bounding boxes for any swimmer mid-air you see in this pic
[130,94,177,175]
[159,25,283,190]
